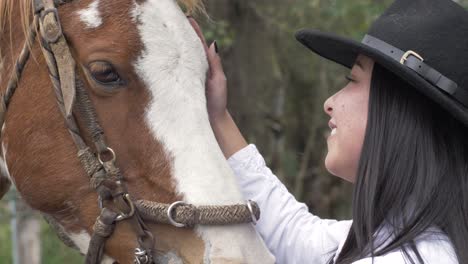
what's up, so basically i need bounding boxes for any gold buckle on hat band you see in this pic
[400,50,424,64]
[362,34,461,104]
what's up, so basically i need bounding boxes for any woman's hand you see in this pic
[205,41,229,122]
[188,17,228,123]
[189,17,248,158]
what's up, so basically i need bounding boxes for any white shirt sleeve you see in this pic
[227,144,353,264]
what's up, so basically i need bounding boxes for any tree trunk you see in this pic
[17,198,41,264]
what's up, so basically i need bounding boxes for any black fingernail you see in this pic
[214,41,219,53]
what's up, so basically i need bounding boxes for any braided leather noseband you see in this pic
[1,0,260,263]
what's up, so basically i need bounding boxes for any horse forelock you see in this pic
[0,0,32,72]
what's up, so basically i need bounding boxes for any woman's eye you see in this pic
[88,61,123,85]
[345,75,355,82]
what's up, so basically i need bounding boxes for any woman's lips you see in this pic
[328,120,337,129]
[328,120,337,137]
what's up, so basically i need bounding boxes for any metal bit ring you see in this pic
[247,200,258,225]
[167,201,186,228]
[134,248,150,264]
[98,147,116,165]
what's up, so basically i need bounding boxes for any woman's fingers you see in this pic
[207,41,226,81]
[186,17,225,80]
[187,17,228,119]
[205,41,228,121]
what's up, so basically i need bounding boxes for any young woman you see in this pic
[193,0,468,263]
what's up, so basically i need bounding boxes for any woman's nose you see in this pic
[323,96,333,115]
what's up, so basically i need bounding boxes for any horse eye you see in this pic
[88,61,123,85]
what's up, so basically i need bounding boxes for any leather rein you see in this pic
[1,0,260,263]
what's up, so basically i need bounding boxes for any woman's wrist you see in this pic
[209,109,230,126]
[210,110,248,158]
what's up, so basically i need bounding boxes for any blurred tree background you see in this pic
[201,0,391,220]
[201,0,468,220]
[1,0,467,263]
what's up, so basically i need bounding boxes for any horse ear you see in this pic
[0,171,11,200]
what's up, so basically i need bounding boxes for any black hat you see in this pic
[296,0,468,126]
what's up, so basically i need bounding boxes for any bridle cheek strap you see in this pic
[38,0,76,118]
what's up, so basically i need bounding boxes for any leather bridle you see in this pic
[1,0,261,263]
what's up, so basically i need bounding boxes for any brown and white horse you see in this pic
[0,0,275,263]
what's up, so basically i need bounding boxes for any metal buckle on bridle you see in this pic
[115,193,136,222]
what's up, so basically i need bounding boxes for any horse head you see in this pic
[0,0,275,263]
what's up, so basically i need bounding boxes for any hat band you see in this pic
[362,35,468,107]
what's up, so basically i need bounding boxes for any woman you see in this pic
[193,0,468,263]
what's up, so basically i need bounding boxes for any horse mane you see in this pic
[0,0,32,39]
[0,0,33,82]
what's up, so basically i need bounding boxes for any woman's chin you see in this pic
[324,152,339,176]
[325,154,355,183]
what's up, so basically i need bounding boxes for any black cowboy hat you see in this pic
[295,0,468,126]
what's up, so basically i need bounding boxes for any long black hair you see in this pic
[332,63,468,263]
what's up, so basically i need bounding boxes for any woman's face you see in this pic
[323,54,374,182]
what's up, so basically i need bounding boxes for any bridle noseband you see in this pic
[1,1,261,263]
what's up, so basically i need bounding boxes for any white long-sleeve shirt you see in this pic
[227,144,458,264]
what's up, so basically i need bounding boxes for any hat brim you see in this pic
[295,29,468,127]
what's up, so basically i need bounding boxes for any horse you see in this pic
[0,0,276,263]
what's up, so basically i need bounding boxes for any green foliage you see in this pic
[202,19,236,47]
[0,221,12,264]
[0,200,12,264]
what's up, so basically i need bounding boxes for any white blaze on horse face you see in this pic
[132,0,275,263]
[76,0,103,29]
